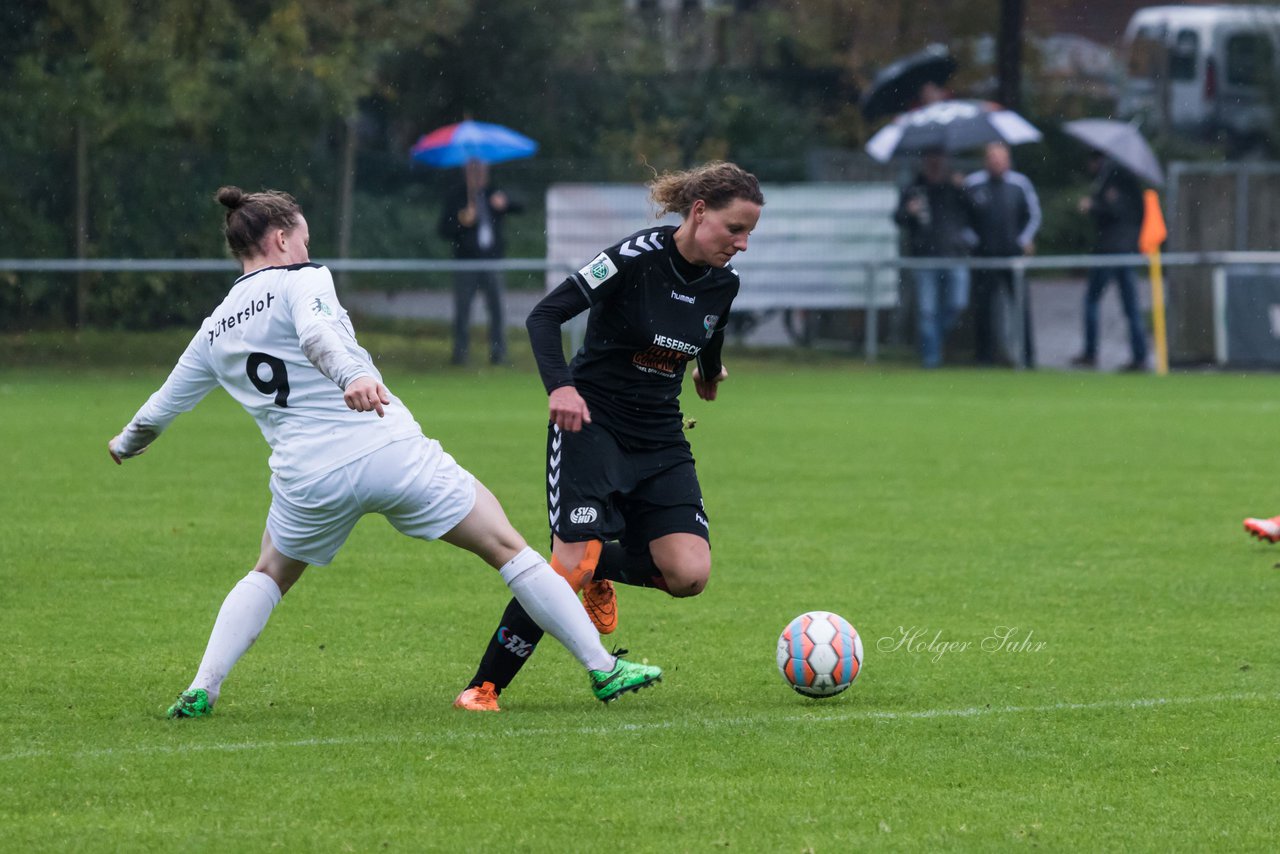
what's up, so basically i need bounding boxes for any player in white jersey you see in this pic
[108,186,662,717]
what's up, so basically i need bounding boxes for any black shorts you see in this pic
[546,422,709,551]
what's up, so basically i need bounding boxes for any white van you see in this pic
[1118,4,1280,149]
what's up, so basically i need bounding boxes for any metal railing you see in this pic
[5,251,1280,365]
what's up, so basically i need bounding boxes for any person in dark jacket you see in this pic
[438,159,523,365]
[1070,152,1148,372]
[893,150,976,368]
[964,142,1042,366]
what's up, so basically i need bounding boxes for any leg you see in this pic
[1115,266,1148,367]
[971,270,996,363]
[169,530,307,717]
[451,271,480,365]
[480,270,507,364]
[440,483,615,673]
[1080,267,1109,362]
[456,536,602,705]
[913,269,943,368]
[456,424,661,707]
[941,265,970,335]
[593,542,670,592]
[648,532,711,597]
[1017,271,1036,368]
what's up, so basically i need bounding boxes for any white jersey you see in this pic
[116,263,421,482]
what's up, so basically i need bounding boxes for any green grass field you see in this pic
[2,340,1278,851]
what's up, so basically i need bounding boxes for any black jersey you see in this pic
[527,224,739,450]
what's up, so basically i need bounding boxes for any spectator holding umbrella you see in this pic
[1062,119,1166,374]
[411,120,537,366]
[438,159,523,366]
[1069,151,1148,372]
[892,148,976,368]
[964,141,1042,367]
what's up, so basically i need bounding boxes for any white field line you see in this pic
[2,691,1275,764]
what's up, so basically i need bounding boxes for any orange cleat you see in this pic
[453,681,501,712]
[583,579,618,635]
[1244,516,1280,543]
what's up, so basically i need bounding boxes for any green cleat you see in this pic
[166,689,213,719]
[589,651,662,703]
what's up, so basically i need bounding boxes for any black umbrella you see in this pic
[1062,119,1165,187]
[860,44,958,122]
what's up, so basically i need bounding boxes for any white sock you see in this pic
[188,570,283,704]
[500,547,615,672]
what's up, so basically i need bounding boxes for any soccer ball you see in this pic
[776,611,864,698]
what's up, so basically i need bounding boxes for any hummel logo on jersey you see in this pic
[570,506,598,524]
[671,291,695,304]
[498,627,535,658]
[579,252,619,288]
[311,297,334,317]
[695,512,709,530]
[617,231,663,257]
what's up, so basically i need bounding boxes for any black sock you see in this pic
[593,542,669,591]
[467,597,545,693]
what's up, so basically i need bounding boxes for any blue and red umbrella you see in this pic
[410,120,538,167]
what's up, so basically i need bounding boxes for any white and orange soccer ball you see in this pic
[776,611,864,698]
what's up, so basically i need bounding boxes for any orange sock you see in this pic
[550,541,603,593]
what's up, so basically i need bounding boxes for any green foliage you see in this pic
[1,0,1189,326]
[2,356,1280,849]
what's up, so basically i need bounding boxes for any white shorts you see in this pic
[266,435,477,566]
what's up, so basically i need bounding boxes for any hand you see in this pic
[458,204,477,228]
[693,365,728,401]
[905,197,924,216]
[548,385,591,432]
[1022,241,1036,257]
[107,435,146,465]
[344,376,391,417]
[490,191,509,212]
[1078,197,1092,214]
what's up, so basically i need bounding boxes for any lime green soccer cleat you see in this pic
[589,652,662,703]
[166,689,213,719]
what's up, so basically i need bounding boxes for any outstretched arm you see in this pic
[109,333,218,464]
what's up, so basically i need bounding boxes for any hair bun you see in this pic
[216,185,245,210]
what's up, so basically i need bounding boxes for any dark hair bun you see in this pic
[216,186,245,210]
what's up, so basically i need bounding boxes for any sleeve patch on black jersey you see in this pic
[578,252,619,289]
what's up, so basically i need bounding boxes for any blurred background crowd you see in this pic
[2,0,1277,344]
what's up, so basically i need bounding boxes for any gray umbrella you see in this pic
[1063,119,1164,187]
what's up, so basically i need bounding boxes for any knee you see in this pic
[658,556,711,598]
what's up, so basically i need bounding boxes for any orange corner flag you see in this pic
[1139,189,1167,255]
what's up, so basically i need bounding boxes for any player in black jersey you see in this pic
[455,161,764,711]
